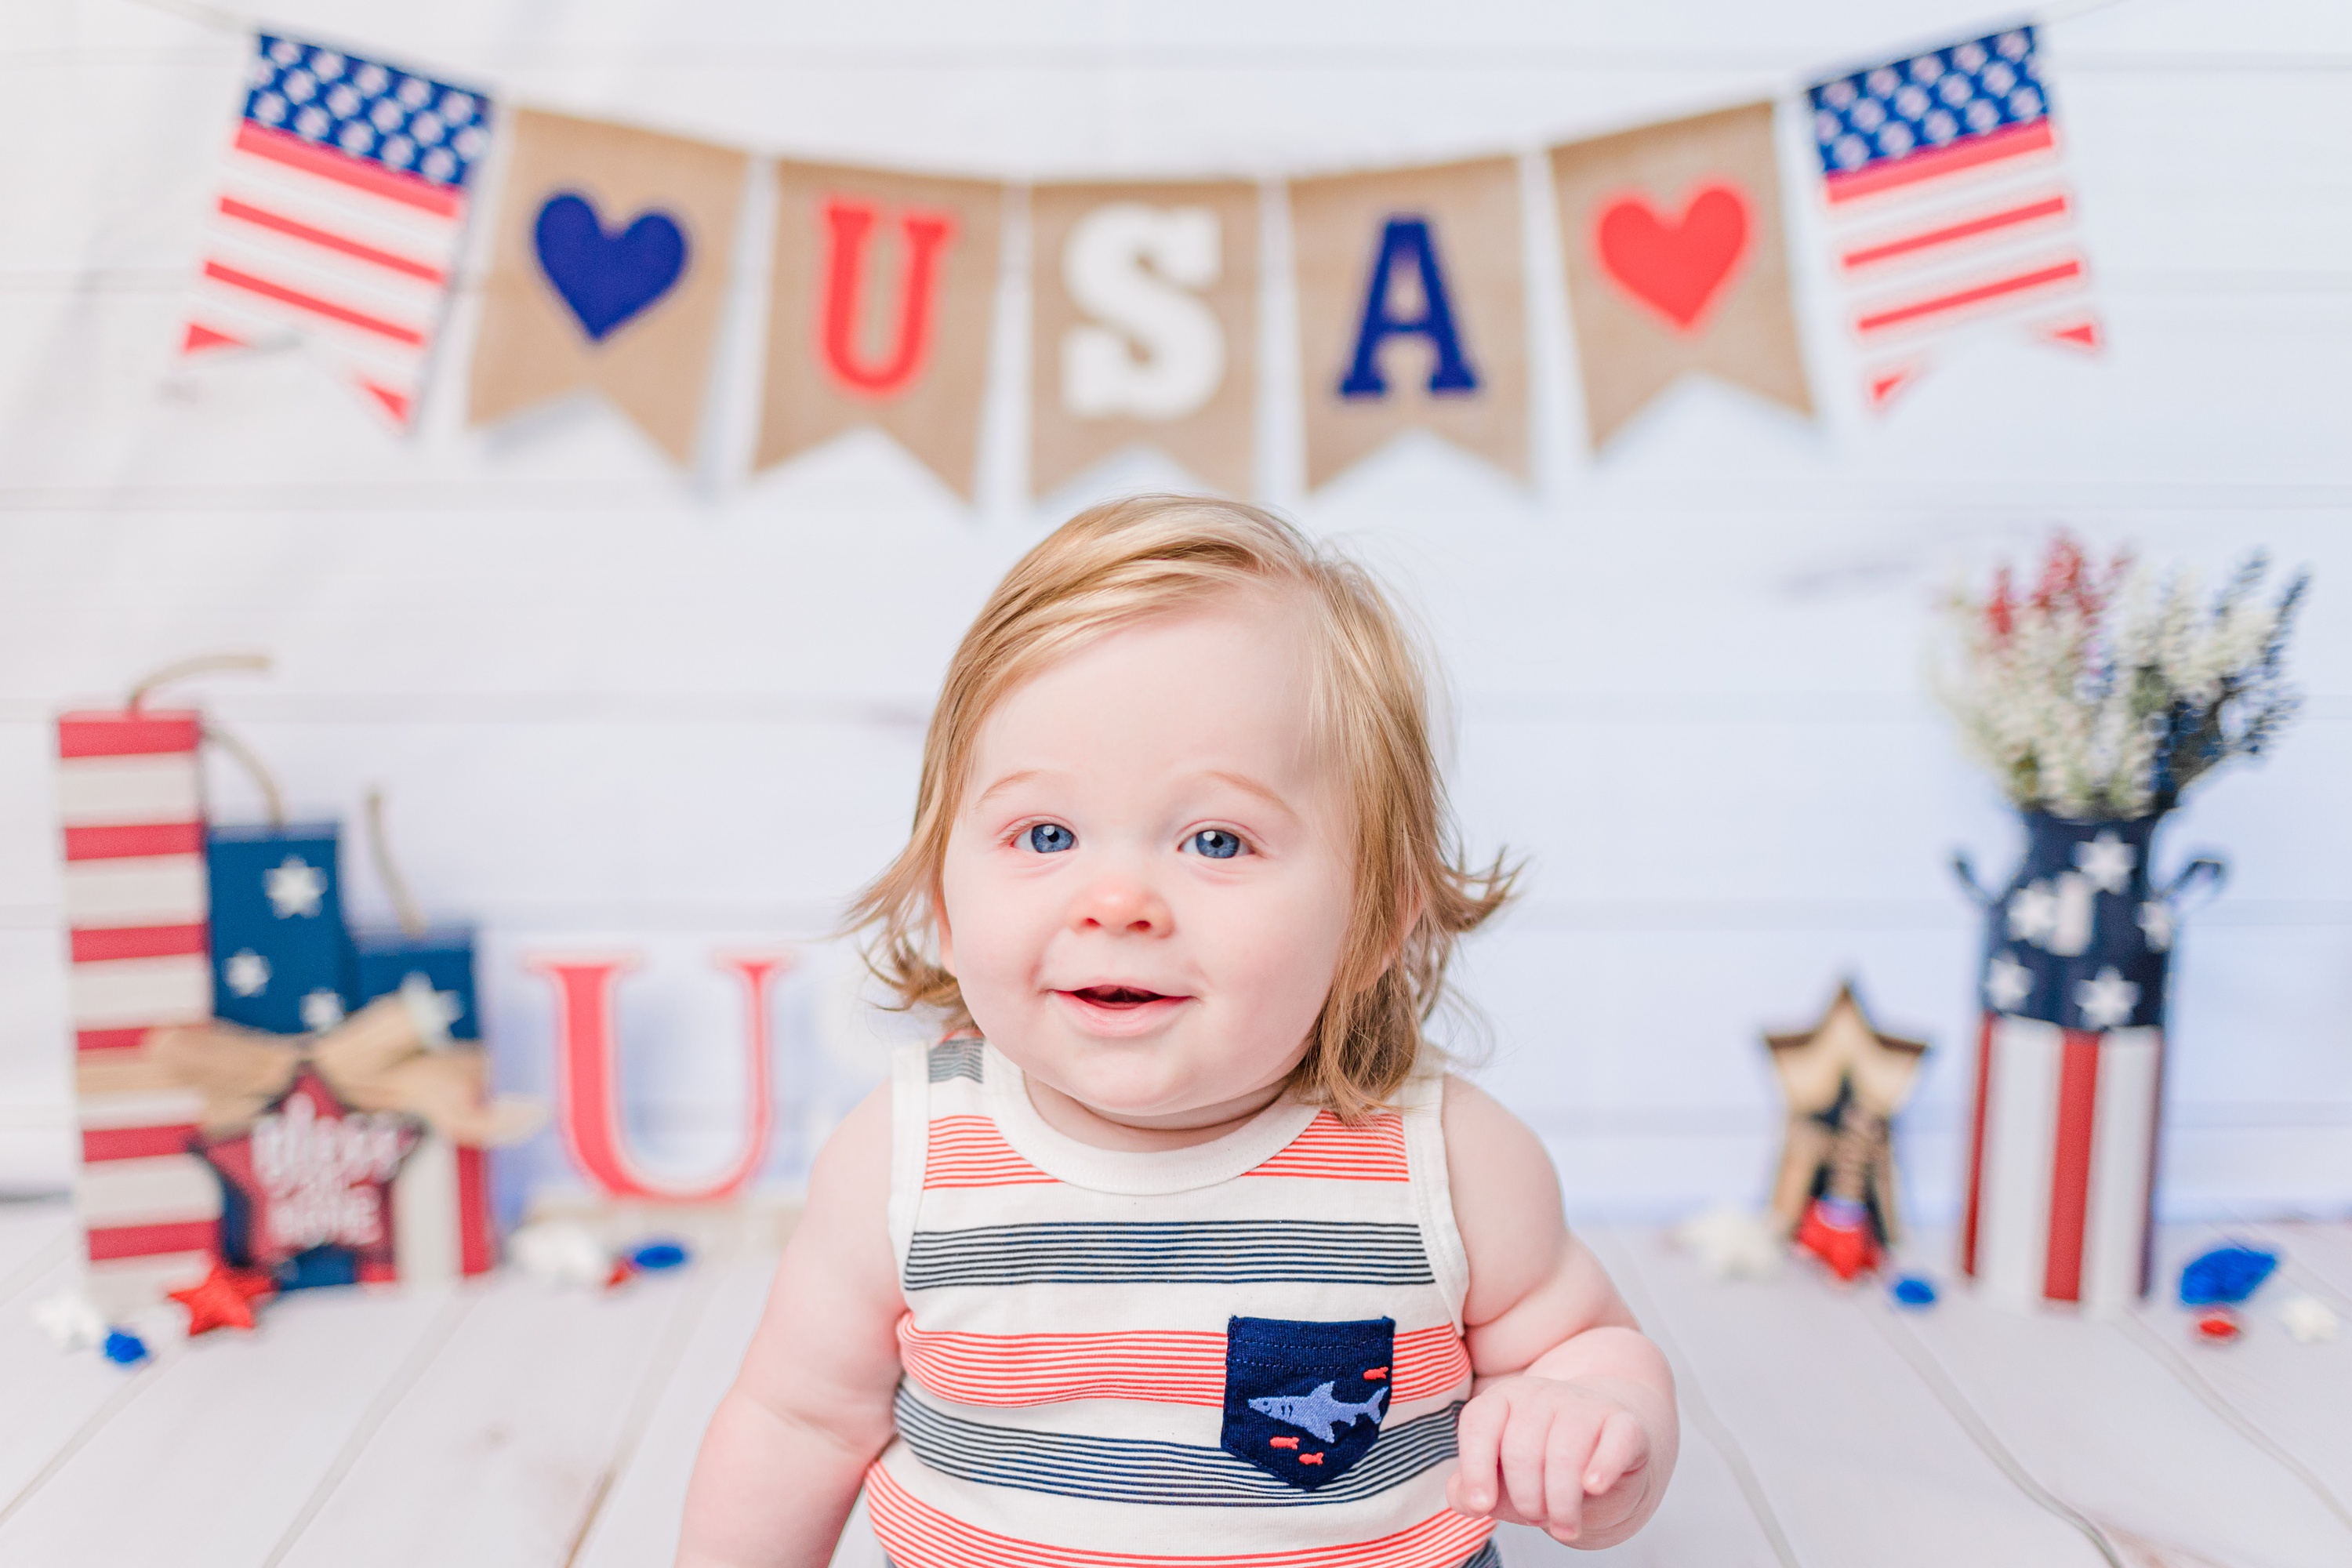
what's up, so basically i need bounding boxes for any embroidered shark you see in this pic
[1247,1382,1388,1443]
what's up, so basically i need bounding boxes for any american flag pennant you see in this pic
[1806,26,2100,410]
[180,34,491,427]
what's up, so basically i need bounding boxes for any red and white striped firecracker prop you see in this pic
[56,709,220,1315]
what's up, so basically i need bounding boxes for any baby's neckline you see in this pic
[982,1042,1321,1196]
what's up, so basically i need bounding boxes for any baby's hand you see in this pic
[1445,1374,1653,1544]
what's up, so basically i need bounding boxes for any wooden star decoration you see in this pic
[1764,982,1929,1279]
[168,1259,280,1336]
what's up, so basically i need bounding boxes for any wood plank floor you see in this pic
[4,1199,2347,1568]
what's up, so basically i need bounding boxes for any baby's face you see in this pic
[937,590,1355,1127]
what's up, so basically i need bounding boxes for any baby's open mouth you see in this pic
[1069,985,1169,1008]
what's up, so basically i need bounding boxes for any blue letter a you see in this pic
[1338,216,1480,400]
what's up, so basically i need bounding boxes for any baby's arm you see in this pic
[1441,1076,1679,1548]
[677,1085,902,1568]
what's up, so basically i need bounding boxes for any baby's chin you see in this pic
[1012,1033,1271,1129]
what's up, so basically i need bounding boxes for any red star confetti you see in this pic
[2192,1306,2242,1345]
[169,1260,280,1336]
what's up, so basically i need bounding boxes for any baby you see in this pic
[677,496,1678,1567]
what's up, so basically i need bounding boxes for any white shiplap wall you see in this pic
[1,0,2346,1221]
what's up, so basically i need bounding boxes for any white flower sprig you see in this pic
[1935,537,2306,820]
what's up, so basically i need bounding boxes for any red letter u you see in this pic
[530,953,786,1202]
[818,198,957,397]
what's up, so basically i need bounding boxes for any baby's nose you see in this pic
[1071,877,1172,935]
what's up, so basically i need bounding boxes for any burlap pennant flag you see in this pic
[756,163,1004,498]
[468,110,746,465]
[1029,181,1258,499]
[1552,103,1812,448]
[1290,158,1527,492]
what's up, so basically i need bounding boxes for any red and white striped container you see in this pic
[56,709,220,1315]
[1960,1014,2164,1312]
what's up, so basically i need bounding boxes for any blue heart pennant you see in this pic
[532,192,688,343]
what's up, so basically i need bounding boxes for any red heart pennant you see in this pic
[1593,182,1752,333]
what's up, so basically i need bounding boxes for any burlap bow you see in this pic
[143,989,545,1148]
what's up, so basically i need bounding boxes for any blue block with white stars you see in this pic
[205,823,356,1036]
[351,927,480,1044]
[243,33,490,190]
[1808,27,2050,178]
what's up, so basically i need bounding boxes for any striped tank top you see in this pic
[867,1036,1497,1568]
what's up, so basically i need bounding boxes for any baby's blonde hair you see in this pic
[850,494,1514,1120]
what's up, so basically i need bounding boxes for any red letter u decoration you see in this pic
[818,198,957,397]
[531,953,786,1201]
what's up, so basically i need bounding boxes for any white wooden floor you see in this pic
[3,1201,2349,1568]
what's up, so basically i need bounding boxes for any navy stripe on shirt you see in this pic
[894,1385,1465,1506]
[901,1220,1436,1290]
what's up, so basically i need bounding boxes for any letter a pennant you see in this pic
[1029,180,1258,499]
[1290,158,1528,492]
[757,164,1005,499]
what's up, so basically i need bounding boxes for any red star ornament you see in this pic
[198,1065,419,1279]
[169,1260,280,1335]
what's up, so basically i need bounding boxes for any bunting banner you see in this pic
[180,33,490,427]
[1290,158,1529,492]
[1551,103,1812,448]
[756,163,1004,499]
[1806,25,2099,409]
[180,16,2125,474]
[1029,181,1259,499]
[467,110,748,465]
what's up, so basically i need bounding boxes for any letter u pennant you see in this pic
[757,165,1005,499]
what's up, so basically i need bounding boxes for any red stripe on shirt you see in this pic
[897,1316,1470,1408]
[63,822,204,861]
[866,1464,1494,1568]
[201,260,428,347]
[924,1115,1058,1189]
[216,194,448,282]
[1840,194,2071,270]
[1246,1111,1410,1181]
[71,923,209,963]
[233,122,464,218]
[1855,257,2082,336]
[56,713,201,758]
[1825,118,2056,205]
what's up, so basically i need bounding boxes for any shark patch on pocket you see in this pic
[1221,1315,1394,1490]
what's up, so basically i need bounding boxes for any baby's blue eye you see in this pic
[1026,823,1076,854]
[1189,829,1245,859]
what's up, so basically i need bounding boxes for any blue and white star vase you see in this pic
[205,822,358,1036]
[1952,812,2223,1313]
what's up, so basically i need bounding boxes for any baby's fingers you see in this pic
[1446,1391,1512,1516]
[1583,1409,1651,1498]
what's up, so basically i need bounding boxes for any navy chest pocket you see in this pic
[1221,1315,1395,1490]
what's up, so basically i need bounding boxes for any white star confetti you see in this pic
[2137,901,2175,952]
[1674,1206,1784,1281]
[32,1288,107,1352]
[299,989,347,1030]
[2280,1294,2339,1344]
[264,855,327,919]
[2074,832,2137,895]
[2075,966,2141,1030]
